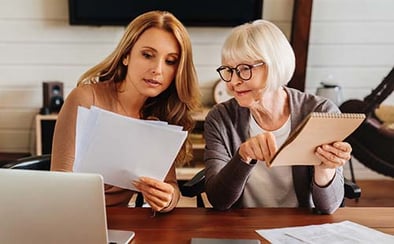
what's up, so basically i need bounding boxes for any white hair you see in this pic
[221,19,295,91]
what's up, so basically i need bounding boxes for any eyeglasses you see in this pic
[216,62,265,82]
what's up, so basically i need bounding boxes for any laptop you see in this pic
[0,169,134,244]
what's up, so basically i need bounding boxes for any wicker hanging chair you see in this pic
[340,67,394,178]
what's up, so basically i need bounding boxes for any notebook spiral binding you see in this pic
[310,112,366,119]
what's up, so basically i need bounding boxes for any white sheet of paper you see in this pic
[73,106,187,191]
[256,220,394,244]
[75,106,91,164]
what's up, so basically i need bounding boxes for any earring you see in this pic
[122,57,128,66]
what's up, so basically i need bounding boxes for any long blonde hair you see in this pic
[77,11,201,165]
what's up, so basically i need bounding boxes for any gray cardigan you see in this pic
[203,86,344,214]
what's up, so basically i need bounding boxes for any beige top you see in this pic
[245,114,298,207]
[51,81,180,210]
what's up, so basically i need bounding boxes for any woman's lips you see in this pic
[234,90,251,96]
[144,79,161,87]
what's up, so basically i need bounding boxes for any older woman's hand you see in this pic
[314,141,352,186]
[315,141,352,168]
[132,177,174,212]
[238,132,277,164]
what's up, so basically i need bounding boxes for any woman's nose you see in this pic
[151,60,163,74]
[229,73,243,85]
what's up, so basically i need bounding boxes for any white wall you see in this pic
[306,0,394,103]
[306,0,394,180]
[0,0,392,179]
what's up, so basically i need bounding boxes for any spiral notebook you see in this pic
[267,112,366,167]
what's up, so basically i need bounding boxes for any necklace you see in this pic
[117,98,130,117]
[118,99,141,119]
[115,93,139,118]
[112,82,141,118]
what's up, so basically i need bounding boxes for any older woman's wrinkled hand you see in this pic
[315,141,352,169]
[238,132,277,164]
[313,141,352,186]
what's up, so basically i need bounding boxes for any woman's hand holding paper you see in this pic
[133,177,174,212]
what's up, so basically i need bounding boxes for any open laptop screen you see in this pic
[0,169,134,244]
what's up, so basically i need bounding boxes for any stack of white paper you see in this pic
[256,220,394,243]
[73,106,187,191]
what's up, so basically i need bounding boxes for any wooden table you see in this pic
[107,207,394,243]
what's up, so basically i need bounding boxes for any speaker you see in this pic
[39,119,56,155]
[41,81,64,114]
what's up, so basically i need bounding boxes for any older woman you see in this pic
[204,19,351,214]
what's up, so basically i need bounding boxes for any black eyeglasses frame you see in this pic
[216,62,265,82]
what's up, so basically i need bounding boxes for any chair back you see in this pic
[1,154,51,170]
[180,169,207,207]
[180,168,361,208]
